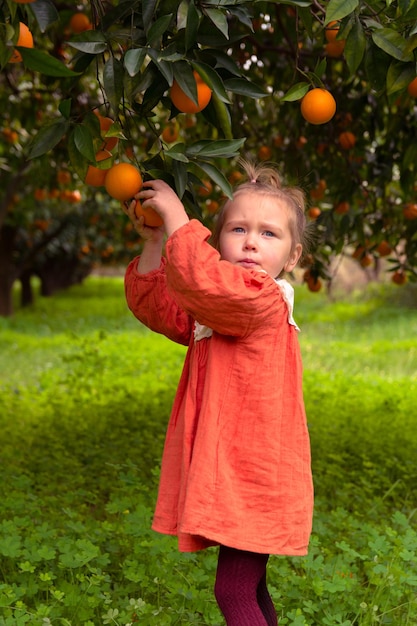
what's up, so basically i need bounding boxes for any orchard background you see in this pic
[2,0,417,316]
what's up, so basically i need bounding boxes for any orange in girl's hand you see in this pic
[132,200,163,227]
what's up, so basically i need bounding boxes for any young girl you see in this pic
[124,161,314,626]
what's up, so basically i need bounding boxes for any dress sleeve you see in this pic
[124,256,193,346]
[165,220,288,337]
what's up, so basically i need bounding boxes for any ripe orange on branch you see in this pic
[8,22,34,63]
[171,71,212,114]
[105,163,142,201]
[407,77,417,97]
[85,150,112,187]
[339,131,356,150]
[325,21,340,42]
[95,113,118,151]
[301,88,336,125]
[69,13,92,33]
[161,122,179,143]
[403,203,417,220]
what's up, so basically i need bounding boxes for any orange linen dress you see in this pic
[125,220,313,555]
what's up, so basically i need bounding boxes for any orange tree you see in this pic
[1,0,417,314]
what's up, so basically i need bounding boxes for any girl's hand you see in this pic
[138,179,189,236]
[122,198,164,244]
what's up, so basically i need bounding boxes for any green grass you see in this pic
[1,276,417,625]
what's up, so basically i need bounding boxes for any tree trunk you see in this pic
[0,225,18,317]
[20,269,35,307]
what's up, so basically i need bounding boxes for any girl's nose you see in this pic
[244,235,257,250]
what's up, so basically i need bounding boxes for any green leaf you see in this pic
[143,0,158,31]
[147,14,173,45]
[192,61,229,102]
[172,160,188,198]
[67,129,88,182]
[324,0,359,25]
[27,119,69,159]
[124,48,146,77]
[281,82,310,102]
[59,99,72,120]
[103,57,124,116]
[31,0,60,33]
[223,77,268,99]
[172,61,199,104]
[344,19,366,74]
[386,62,416,95]
[66,31,107,55]
[185,0,201,51]
[372,28,413,62]
[73,125,96,162]
[165,143,190,163]
[364,42,391,94]
[204,8,229,39]
[19,48,80,77]
[195,162,233,199]
[211,92,232,139]
[186,138,245,158]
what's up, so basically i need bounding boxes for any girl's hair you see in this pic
[211,159,312,261]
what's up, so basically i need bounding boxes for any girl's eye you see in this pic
[233,227,245,233]
[264,230,275,237]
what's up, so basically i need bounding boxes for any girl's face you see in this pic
[218,192,302,278]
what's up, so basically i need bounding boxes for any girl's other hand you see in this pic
[138,179,189,236]
[122,198,164,243]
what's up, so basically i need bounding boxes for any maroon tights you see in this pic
[214,545,278,626]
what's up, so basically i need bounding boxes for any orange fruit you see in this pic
[376,240,392,257]
[133,200,163,227]
[308,207,321,219]
[359,252,373,267]
[310,179,327,200]
[392,269,407,285]
[325,21,340,43]
[325,40,345,57]
[57,170,71,185]
[206,199,220,213]
[228,170,243,184]
[303,271,323,292]
[301,88,336,125]
[9,22,34,63]
[339,131,356,150]
[105,163,143,201]
[85,150,112,187]
[2,128,18,143]
[161,122,179,143]
[197,179,213,196]
[334,201,350,214]
[403,203,417,220]
[258,145,272,160]
[34,188,47,201]
[407,77,417,97]
[95,114,118,151]
[171,71,212,114]
[69,13,92,33]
